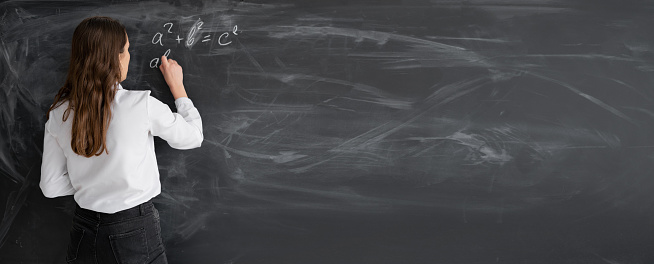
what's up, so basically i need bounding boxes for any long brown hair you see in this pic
[48,16,126,157]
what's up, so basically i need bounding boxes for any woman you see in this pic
[40,16,203,263]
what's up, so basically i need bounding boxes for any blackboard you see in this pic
[2,0,654,263]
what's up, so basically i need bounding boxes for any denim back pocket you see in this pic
[66,225,85,263]
[109,228,149,264]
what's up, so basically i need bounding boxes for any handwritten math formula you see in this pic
[149,19,239,68]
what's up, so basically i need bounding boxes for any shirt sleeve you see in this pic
[40,117,75,198]
[148,96,203,149]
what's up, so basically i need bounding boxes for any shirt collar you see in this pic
[116,83,124,90]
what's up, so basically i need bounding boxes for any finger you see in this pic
[160,55,169,67]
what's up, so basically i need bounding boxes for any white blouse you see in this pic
[40,84,203,213]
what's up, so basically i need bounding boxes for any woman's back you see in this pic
[42,85,202,213]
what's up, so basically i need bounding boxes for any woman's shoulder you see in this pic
[47,101,69,119]
[115,87,152,103]
[45,101,70,135]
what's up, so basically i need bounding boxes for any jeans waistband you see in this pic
[75,200,154,223]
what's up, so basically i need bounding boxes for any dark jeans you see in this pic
[67,201,168,264]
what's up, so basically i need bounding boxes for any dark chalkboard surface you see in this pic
[2,0,654,263]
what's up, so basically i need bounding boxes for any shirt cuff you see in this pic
[174,97,194,111]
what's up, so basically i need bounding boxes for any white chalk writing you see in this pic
[152,32,163,46]
[163,22,173,33]
[148,19,240,68]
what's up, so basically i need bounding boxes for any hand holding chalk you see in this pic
[159,55,188,99]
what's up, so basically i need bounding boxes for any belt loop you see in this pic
[139,203,145,216]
